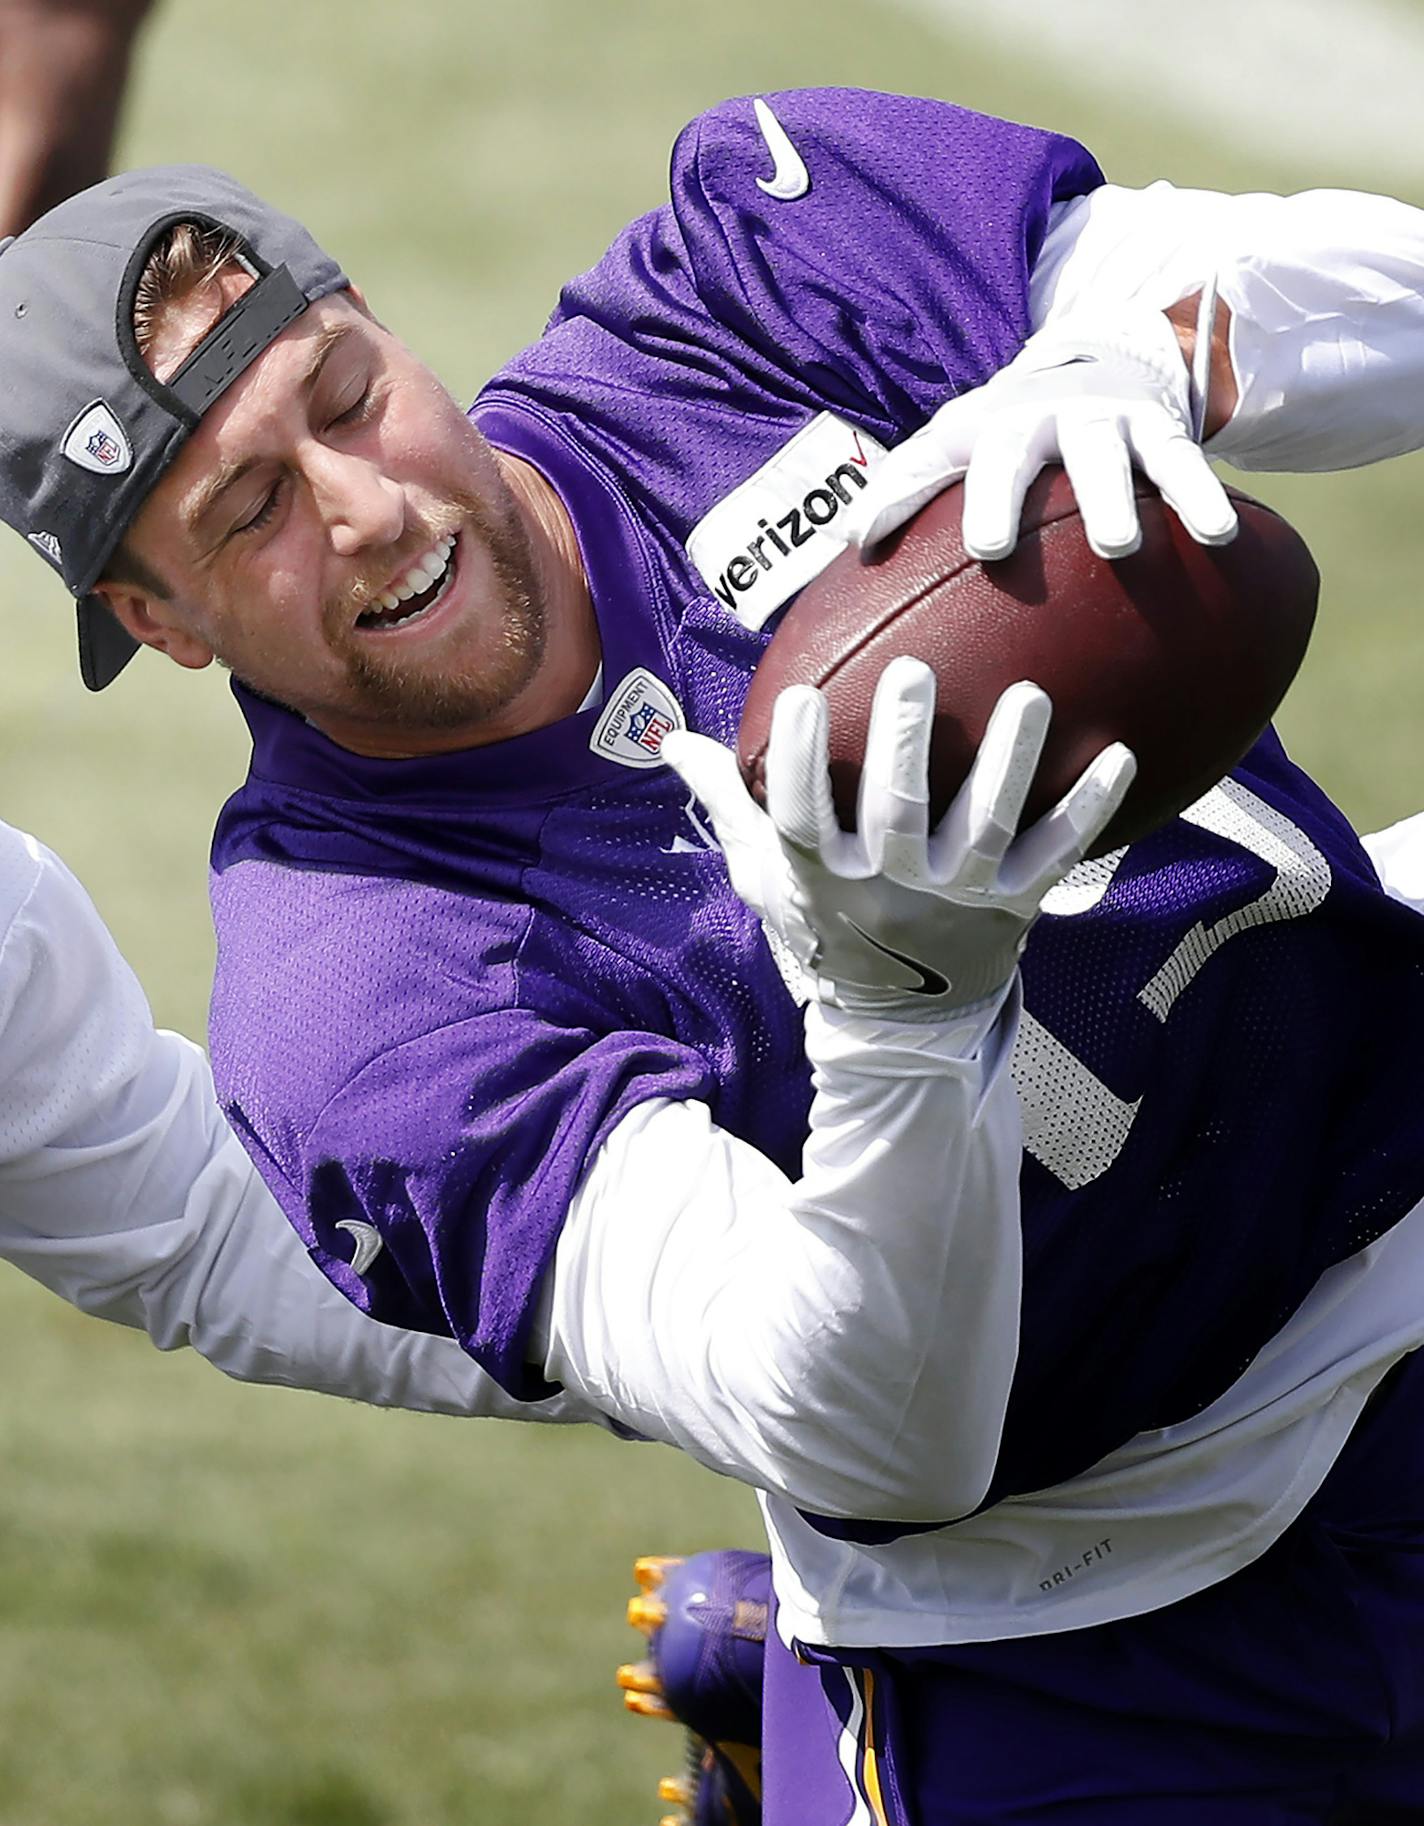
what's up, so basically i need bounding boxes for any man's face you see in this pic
[104,275,546,755]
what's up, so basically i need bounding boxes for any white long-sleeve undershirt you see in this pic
[536,992,1022,1520]
[1031,179,1424,471]
[0,813,1027,1523]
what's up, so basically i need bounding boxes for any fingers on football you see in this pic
[1130,414,1239,547]
[841,401,977,550]
[930,681,1051,888]
[1003,740,1137,900]
[1057,413,1142,560]
[766,685,841,859]
[960,420,1049,562]
[843,465,963,552]
[661,730,762,850]
[858,657,935,881]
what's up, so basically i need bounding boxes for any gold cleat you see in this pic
[617,1659,664,1697]
[627,1593,669,1635]
[625,1560,700,1819]
[635,1554,684,1593]
[622,1688,676,1722]
[619,1551,765,1825]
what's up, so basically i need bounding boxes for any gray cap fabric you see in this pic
[0,166,348,688]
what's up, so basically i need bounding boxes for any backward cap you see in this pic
[0,165,348,687]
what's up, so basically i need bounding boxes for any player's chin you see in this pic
[337,619,541,735]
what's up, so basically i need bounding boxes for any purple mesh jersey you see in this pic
[207,90,1424,1500]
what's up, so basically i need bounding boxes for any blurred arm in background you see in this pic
[0,0,155,235]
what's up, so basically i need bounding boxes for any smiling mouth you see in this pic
[356,532,458,633]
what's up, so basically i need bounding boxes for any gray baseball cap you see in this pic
[0,166,348,689]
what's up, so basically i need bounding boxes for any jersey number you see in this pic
[1012,779,1331,1190]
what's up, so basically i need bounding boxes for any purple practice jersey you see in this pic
[208,89,1424,1501]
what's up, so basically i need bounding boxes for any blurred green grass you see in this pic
[0,3,1420,1821]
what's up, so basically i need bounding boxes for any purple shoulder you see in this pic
[208,854,718,1401]
[522,89,1103,425]
[674,87,1102,220]
[666,87,1103,376]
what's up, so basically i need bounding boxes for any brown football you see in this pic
[737,470,1319,855]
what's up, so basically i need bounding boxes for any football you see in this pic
[737,471,1320,855]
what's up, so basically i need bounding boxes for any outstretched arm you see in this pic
[0,821,585,1427]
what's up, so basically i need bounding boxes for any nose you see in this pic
[305,443,407,556]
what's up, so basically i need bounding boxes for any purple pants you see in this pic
[764,1348,1424,1824]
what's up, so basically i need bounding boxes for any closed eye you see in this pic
[328,385,373,429]
[234,478,285,535]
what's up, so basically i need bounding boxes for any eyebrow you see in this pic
[182,319,363,546]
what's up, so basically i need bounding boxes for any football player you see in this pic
[3,90,1424,1821]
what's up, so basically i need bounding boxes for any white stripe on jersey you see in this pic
[834,1671,878,1826]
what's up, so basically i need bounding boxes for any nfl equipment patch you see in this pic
[590,669,685,770]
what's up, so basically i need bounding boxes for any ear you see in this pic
[345,282,384,329]
[91,581,216,672]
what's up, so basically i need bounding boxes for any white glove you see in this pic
[842,302,1238,562]
[662,660,1135,1022]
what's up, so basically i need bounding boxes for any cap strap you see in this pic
[167,263,307,416]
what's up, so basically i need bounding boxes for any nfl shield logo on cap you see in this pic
[61,401,133,476]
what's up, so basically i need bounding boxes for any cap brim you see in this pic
[77,593,141,691]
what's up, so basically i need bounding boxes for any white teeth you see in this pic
[360,533,458,630]
[385,534,456,602]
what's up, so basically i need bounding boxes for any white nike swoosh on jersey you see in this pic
[753,98,810,201]
[336,1218,384,1275]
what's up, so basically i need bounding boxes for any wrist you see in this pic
[807,975,1017,1066]
[1165,289,1239,438]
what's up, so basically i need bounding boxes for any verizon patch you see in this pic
[686,413,887,631]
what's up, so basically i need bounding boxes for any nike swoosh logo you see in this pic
[841,917,951,997]
[336,1219,384,1276]
[753,98,810,201]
